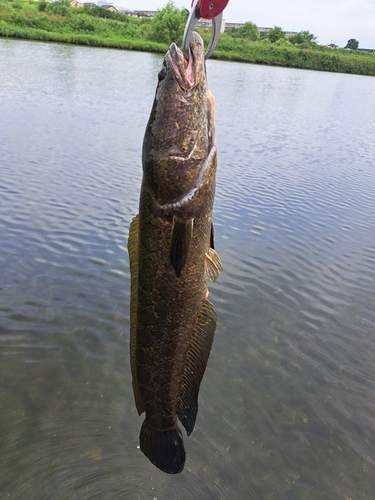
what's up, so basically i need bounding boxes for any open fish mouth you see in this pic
[163,32,205,93]
[167,42,195,91]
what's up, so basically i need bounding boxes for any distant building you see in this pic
[326,43,339,49]
[134,10,156,18]
[282,30,297,38]
[115,9,156,17]
[70,0,83,7]
[225,24,297,38]
[117,9,138,16]
[196,18,226,32]
[225,22,243,31]
[82,1,116,8]
[258,27,297,38]
[102,4,117,11]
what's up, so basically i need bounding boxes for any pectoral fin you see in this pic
[210,222,215,250]
[177,300,217,435]
[127,215,144,415]
[170,217,194,278]
[204,247,223,282]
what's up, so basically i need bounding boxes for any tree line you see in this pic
[0,0,373,76]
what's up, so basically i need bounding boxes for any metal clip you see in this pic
[182,0,224,60]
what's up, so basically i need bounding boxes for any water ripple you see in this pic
[1,40,375,498]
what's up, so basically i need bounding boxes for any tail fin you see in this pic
[140,419,186,474]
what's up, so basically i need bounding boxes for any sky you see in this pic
[115,0,375,48]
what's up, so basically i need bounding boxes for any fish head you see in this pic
[162,30,205,96]
[143,32,216,206]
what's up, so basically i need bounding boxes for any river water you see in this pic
[1,38,375,499]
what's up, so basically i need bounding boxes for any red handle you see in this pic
[193,0,229,20]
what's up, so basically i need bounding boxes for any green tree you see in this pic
[274,37,291,47]
[38,2,47,12]
[289,30,317,46]
[181,8,189,22]
[46,0,71,17]
[150,1,186,45]
[87,6,114,19]
[229,21,260,41]
[267,26,285,43]
[345,38,359,50]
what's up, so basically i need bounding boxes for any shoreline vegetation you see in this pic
[1,0,375,76]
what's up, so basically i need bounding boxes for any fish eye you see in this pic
[158,67,167,83]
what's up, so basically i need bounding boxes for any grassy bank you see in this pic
[1,0,375,76]
[0,0,168,51]
[0,19,166,51]
[212,36,375,75]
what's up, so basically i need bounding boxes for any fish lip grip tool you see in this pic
[182,0,230,60]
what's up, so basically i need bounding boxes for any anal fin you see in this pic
[170,217,194,278]
[204,247,223,282]
[127,215,144,415]
[177,300,217,435]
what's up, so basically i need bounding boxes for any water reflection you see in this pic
[1,39,375,498]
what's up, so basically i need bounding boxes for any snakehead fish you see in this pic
[127,32,222,474]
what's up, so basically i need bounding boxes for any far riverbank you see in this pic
[1,0,375,76]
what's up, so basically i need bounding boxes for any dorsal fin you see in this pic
[170,217,194,278]
[127,215,144,415]
[177,300,217,435]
